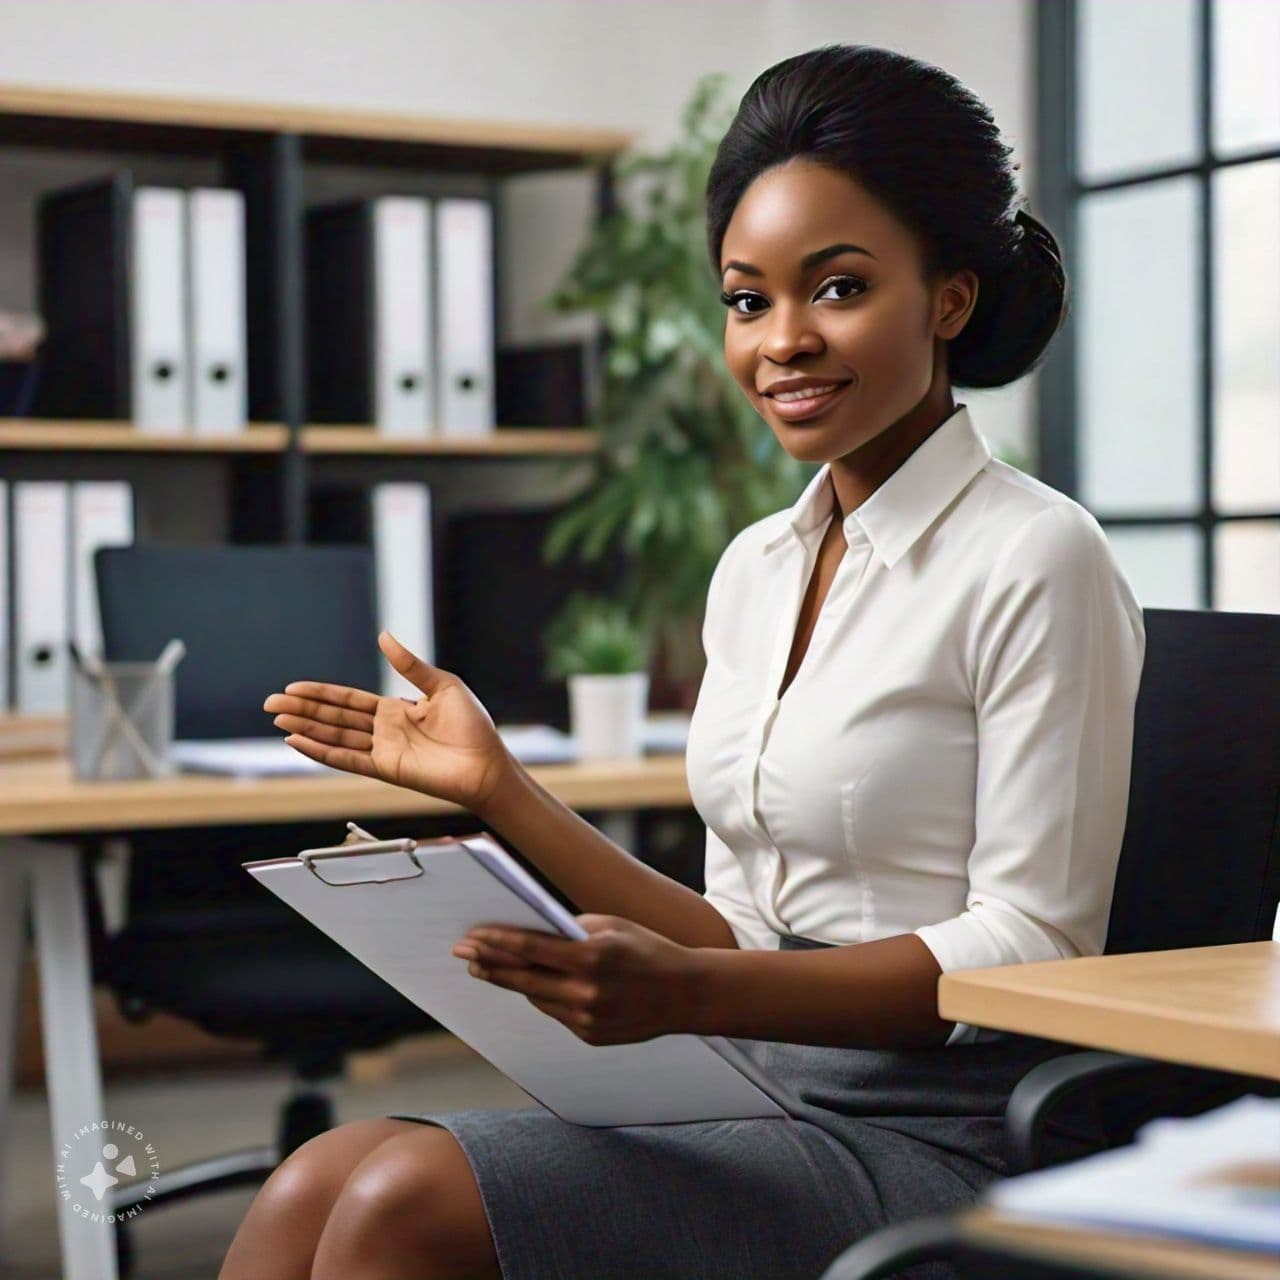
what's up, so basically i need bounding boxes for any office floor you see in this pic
[3,1035,530,1278]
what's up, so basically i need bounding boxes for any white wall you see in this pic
[0,0,1036,462]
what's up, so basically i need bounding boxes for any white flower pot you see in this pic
[567,671,649,761]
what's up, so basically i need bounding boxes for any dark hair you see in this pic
[705,44,1068,389]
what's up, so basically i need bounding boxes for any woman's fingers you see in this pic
[281,733,380,778]
[271,713,373,753]
[378,631,446,698]
[278,681,381,715]
[472,964,598,1007]
[263,691,376,733]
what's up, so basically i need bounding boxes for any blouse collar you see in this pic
[760,402,993,569]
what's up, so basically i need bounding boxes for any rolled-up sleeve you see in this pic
[913,503,1147,1045]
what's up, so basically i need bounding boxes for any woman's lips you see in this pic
[766,381,851,422]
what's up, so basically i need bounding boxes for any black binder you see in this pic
[35,172,134,419]
[304,199,377,424]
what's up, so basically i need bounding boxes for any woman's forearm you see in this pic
[688,932,954,1049]
[475,753,738,950]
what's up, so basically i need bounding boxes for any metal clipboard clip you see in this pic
[299,822,424,887]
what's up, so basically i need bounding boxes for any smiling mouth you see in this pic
[766,381,852,422]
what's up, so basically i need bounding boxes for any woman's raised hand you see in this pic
[262,631,514,812]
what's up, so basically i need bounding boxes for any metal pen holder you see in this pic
[70,643,183,781]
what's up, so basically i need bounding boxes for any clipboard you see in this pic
[243,826,796,1127]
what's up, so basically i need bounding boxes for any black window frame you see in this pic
[1035,0,1280,610]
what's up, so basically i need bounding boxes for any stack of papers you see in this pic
[985,1094,1280,1254]
[496,714,690,764]
[169,714,692,777]
[169,737,328,777]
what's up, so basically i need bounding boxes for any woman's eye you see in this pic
[816,275,868,301]
[718,275,868,316]
[719,290,766,315]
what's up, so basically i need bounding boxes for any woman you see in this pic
[221,42,1145,1280]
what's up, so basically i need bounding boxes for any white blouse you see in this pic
[684,402,1146,1045]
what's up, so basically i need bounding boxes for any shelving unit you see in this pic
[0,83,633,538]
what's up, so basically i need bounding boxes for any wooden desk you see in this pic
[938,941,1280,1081]
[0,752,692,835]
[0,751,691,1280]
[931,947,1280,1279]
[956,1204,1280,1280]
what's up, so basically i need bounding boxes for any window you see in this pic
[1036,0,1279,611]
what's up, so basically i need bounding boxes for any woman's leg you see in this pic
[311,1124,500,1280]
[218,1117,418,1280]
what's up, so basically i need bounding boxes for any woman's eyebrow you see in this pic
[720,242,878,278]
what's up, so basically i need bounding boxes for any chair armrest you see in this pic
[1006,1049,1196,1174]
[816,1213,964,1280]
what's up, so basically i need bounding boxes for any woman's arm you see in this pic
[688,932,952,1047]
[456,914,954,1050]
[478,753,738,951]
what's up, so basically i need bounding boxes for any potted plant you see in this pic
[543,592,652,761]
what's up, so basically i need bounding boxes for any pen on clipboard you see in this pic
[346,821,380,843]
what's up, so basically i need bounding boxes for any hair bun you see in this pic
[1013,208,1065,288]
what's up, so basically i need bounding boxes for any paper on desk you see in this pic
[171,714,692,777]
[169,737,328,776]
[985,1094,1280,1253]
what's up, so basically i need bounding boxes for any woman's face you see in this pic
[719,158,977,467]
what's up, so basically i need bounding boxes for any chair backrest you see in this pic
[1106,608,1280,953]
[96,543,381,739]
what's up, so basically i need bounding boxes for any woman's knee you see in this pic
[255,1117,415,1220]
[318,1126,497,1275]
[220,1119,418,1279]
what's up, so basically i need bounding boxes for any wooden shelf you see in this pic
[0,420,600,456]
[0,419,287,452]
[301,426,599,455]
[0,83,635,172]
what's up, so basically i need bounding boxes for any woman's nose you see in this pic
[758,302,824,364]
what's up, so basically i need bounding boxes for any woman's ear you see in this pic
[935,268,979,340]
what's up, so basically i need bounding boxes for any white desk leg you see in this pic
[0,855,28,1254]
[21,839,117,1280]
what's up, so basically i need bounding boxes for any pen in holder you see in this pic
[70,638,186,781]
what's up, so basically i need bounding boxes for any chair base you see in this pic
[111,1143,278,1216]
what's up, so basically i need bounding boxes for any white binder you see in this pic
[131,187,189,432]
[186,188,247,434]
[372,482,435,698]
[71,481,134,658]
[435,197,495,437]
[374,196,433,438]
[15,481,71,714]
[245,830,794,1127]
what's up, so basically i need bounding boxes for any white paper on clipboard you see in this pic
[243,831,795,1127]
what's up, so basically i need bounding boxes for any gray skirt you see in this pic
[390,935,1103,1280]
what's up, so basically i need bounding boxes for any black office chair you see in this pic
[85,546,443,1266]
[818,607,1280,1280]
